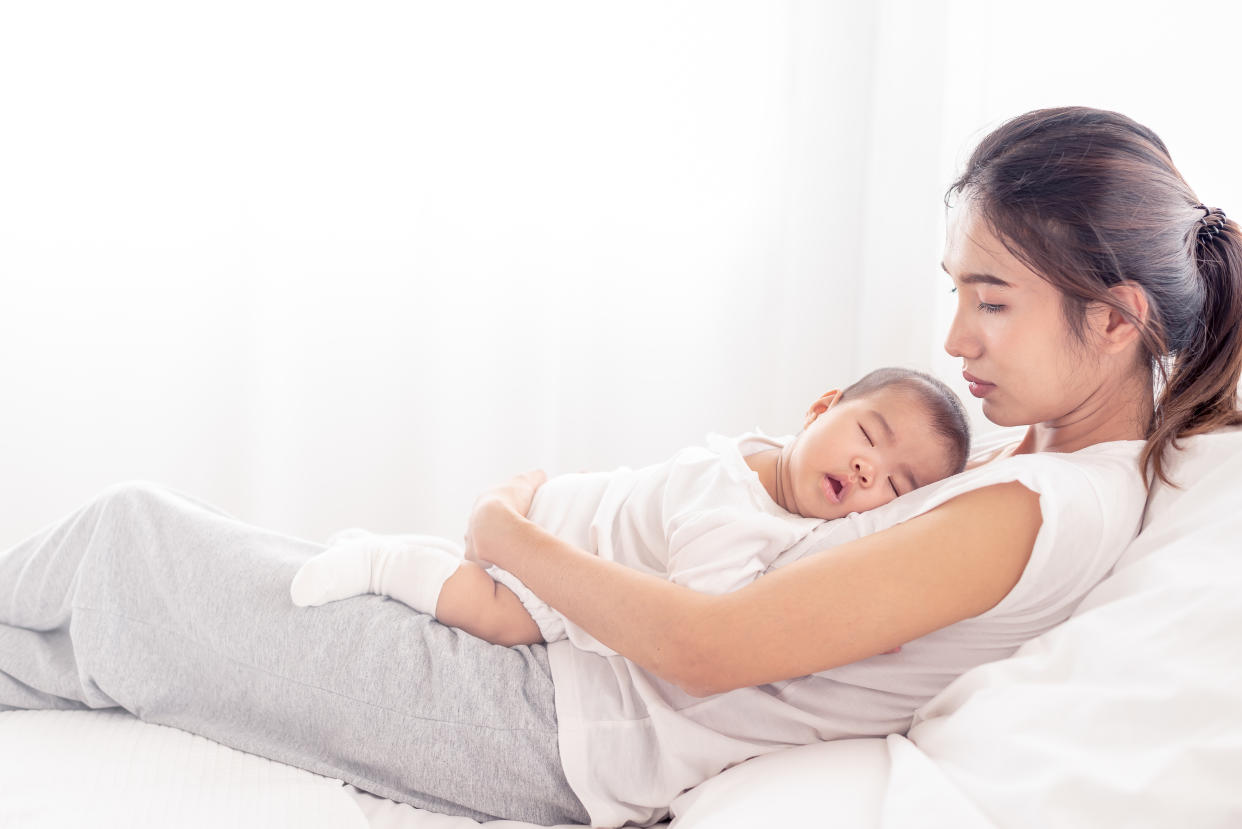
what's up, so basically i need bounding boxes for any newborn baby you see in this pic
[291,367,970,654]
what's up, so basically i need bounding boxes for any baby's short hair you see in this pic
[838,367,971,476]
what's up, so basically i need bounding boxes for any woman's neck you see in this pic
[1013,373,1153,455]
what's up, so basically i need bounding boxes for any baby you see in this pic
[291,367,970,652]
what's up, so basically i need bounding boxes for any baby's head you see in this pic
[784,367,970,520]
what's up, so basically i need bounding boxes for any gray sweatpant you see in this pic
[0,481,590,826]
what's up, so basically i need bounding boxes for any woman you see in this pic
[2,107,1241,827]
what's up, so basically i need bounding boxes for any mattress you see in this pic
[0,708,599,829]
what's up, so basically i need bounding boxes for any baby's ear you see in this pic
[803,390,841,428]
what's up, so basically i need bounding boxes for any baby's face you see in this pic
[785,386,955,520]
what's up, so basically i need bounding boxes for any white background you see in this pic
[2,0,1239,545]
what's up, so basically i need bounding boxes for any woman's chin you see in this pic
[979,398,1028,427]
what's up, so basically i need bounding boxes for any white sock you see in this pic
[290,530,464,615]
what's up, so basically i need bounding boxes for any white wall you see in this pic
[2,1,1239,547]
[0,1,882,543]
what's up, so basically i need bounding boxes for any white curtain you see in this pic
[3,1,1239,545]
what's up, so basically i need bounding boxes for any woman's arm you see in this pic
[469,478,1041,697]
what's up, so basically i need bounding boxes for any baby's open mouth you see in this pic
[822,473,844,504]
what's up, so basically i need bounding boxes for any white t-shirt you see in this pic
[488,433,824,653]
[548,429,1149,827]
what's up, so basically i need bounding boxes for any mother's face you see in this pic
[941,199,1103,428]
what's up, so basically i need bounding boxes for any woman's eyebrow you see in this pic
[940,261,1013,288]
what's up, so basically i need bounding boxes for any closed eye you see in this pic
[863,425,900,496]
[950,283,1004,313]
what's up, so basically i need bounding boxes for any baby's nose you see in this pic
[852,458,875,487]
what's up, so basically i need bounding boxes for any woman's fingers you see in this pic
[464,470,547,566]
[514,469,548,508]
[489,469,548,517]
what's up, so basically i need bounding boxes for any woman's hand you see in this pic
[464,469,547,567]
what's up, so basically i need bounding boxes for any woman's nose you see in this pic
[943,307,980,359]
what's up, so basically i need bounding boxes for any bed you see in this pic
[3,427,1240,828]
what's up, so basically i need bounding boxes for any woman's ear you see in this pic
[1088,282,1151,354]
[804,390,841,428]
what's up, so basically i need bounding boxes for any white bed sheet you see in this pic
[0,708,648,829]
[0,708,368,829]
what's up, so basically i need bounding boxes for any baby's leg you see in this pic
[436,563,544,647]
[291,533,543,647]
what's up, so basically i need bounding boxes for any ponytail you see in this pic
[1143,211,1242,486]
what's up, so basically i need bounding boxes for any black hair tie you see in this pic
[1196,204,1227,241]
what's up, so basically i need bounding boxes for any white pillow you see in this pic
[904,427,1242,828]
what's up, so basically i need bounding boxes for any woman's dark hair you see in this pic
[840,367,971,476]
[947,106,1242,487]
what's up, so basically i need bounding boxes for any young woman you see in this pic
[2,107,1241,827]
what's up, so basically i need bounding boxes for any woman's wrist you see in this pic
[465,469,548,569]
[470,496,530,570]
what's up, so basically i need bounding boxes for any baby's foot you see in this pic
[290,537,374,606]
[290,531,465,612]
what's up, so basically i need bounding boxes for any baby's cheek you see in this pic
[870,489,898,510]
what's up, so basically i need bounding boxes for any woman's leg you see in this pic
[0,481,589,825]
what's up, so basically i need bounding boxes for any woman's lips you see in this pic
[821,473,844,504]
[963,370,996,399]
